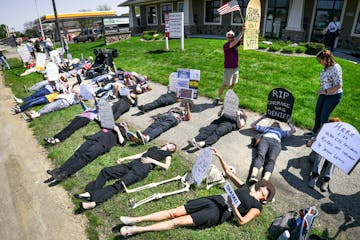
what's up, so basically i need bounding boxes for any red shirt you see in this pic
[223,41,239,69]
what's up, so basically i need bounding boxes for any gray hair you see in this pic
[226,30,235,37]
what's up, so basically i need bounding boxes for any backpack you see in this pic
[269,210,299,239]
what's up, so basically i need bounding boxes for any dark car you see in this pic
[73,29,101,43]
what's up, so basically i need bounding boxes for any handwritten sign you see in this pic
[17,44,32,63]
[223,90,239,120]
[98,99,115,129]
[46,62,59,81]
[191,147,212,187]
[79,84,94,101]
[169,72,178,93]
[243,0,261,50]
[266,88,294,122]
[311,122,360,174]
[50,50,61,64]
[35,53,46,71]
[169,12,184,38]
[224,182,241,208]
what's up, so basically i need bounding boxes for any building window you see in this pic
[161,3,173,24]
[178,2,184,12]
[147,6,158,25]
[264,0,290,38]
[231,0,249,25]
[353,4,360,35]
[205,0,221,24]
[311,0,344,42]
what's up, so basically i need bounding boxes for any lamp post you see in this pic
[34,0,45,39]
[51,0,62,44]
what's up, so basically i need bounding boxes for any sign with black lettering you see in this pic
[223,90,239,120]
[243,0,261,50]
[98,99,115,129]
[224,182,241,208]
[311,122,360,174]
[266,88,294,122]
[191,147,212,187]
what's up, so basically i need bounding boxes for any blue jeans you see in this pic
[23,88,52,102]
[311,152,334,179]
[312,93,342,133]
[20,96,49,112]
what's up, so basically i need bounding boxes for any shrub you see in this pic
[281,46,295,53]
[258,42,268,49]
[141,31,164,41]
[295,45,307,53]
[268,44,281,52]
[301,42,325,55]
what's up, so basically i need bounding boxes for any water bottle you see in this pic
[277,230,290,240]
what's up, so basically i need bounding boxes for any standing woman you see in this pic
[308,50,343,136]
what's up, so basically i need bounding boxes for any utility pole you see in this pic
[51,0,62,45]
[34,0,45,39]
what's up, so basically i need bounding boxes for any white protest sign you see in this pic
[79,84,94,101]
[243,0,261,50]
[169,12,183,38]
[223,90,239,120]
[119,87,130,96]
[35,52,46,71]
[98,99,115,129]
[311,122,360,174]
[190,69,201,81]
[224,181,241,208]
[169,72,178,93]
[50,50,61,64]
[18,44,32,63]
[46,62,59,81]
[191,147,212,187]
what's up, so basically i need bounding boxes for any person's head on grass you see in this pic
[161,142,177,153]
[254,180,276,204]
[316,50,336,68]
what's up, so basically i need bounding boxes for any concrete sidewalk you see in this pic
[119,81,359,239]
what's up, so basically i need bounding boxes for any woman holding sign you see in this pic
[119,148,275,237]
[308,50,343,136]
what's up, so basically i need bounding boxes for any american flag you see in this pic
[217,0,241,15]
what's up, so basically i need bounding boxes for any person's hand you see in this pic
[317,90,325,95]
[306,137,316,147]
[227,196,233,207]
[287,117,292,124]
[117,158,124,164]
[141,157,153,164]
[242,23,247,31]
[113,124,119,131]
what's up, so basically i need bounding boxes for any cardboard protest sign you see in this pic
[17,44,32,63]
[243,0,261,50]
[35,53,46,71]
[98,99,115,129]
[46,62,59,81]
[223,90,239,120]
[177,88,194,99]
[224,182,241,208]
[119,87,130,96]
[50,50,61,64]
[311,122,360,174]
[266,88,294,122]
[191,147,212,187]
[169,72,178,93]
[79,84,94,101]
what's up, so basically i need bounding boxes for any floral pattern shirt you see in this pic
[320,63,343,95]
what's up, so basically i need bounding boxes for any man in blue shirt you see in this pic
[249,114,296,184]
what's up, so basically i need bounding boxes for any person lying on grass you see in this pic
[119,147,275,237]
[43,93,137,144]
[188,107,247,148]
[45,122,128,186]
[74,143,177,210]
[128,100,192,145]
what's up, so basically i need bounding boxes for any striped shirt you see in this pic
[256,125,290,142]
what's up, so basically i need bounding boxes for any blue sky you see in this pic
[0,0,128,32]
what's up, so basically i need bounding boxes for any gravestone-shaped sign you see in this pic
[18,44,32,63]
[35,53,46,71]
[169,72,178,93]
[50,50,61,64]
[223,90,239,120]
[224,182,241,208]
[79,84,94,101]
[191,147,212,187]
[311,122,360,174]
[98,99,115,129]
[266,88,294,122]
[46,62,59,81]
[119,87,130,96]
[243,0,261,50]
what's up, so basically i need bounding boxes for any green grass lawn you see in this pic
[69,37,360,130]
[3,35,358,240]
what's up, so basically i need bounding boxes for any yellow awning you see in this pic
[42,11,116,22]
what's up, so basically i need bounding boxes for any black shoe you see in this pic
[213,98,220,106]
[248,176,258,185]
[47,168,61,176]
[43,176,55,184]
[53,171,68,182]
[73,194,92,201]
[76,74,82,85]
[137,105,146,113]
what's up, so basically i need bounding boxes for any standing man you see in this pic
[325,16,341,52]
[214,28,244,105]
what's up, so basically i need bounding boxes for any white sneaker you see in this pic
[14,96,23,104]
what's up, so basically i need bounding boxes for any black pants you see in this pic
[143,114,179,140]
[85,159,151,204]
[143,93,177,111]
[58,140,110,177]
[112,98,131,120]
[253,137,281,173]
[195,117,236,146]
[54,116,91,141]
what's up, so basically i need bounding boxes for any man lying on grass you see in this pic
[74,143,177,210]
[119,148,275,237]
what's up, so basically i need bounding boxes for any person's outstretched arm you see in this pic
[184,102,191,121]
[117,151,146,164]
[228,197,261,225]
[211,148,244,187]
[229,24,246,48]
[251,113,266,129]
[287,117,296,135]
[141,156,172,170]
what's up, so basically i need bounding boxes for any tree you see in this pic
[97,4,111,11]
[0,24,8,39]
[23,21,40,38]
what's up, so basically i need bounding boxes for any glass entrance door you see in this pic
[311,0,344,43]
[264,0,290,38]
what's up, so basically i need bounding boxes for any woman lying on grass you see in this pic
[119,148,275,237]
[74,143,177,210]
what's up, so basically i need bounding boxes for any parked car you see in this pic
[73,29,101,43]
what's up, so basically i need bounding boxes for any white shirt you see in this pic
[327,21,341,33]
